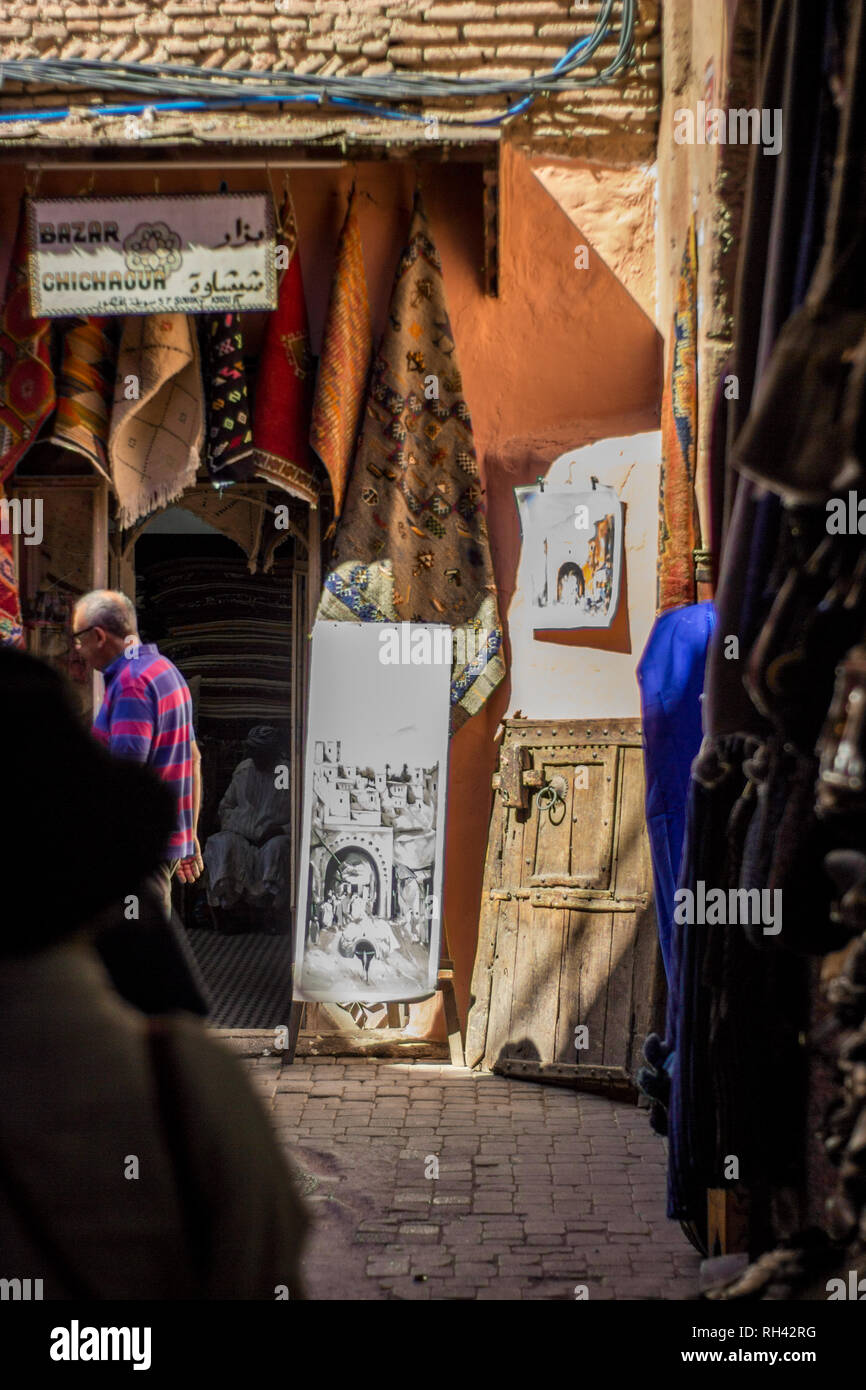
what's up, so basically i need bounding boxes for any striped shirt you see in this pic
[92,643,196,860]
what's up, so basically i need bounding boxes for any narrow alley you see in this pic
[4,0,866,1358]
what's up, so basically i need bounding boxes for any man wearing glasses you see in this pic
[72,589,205,919]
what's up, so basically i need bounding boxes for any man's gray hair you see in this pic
[76,590,138,639]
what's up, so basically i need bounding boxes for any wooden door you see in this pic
[466,718,664,1095]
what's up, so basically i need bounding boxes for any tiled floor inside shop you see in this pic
[239,1053,701,1301]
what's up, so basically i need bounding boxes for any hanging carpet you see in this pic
[0,205,55,485]
[51,316,116,478]
[252,185,318,507]
[318,190,505,733]
[310,186,372,521]
[108,313,205,530]
[0,481,22,647]
[657,219,700,614]
[200,312,256,485]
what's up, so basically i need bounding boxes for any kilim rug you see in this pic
[310,186,372,522]
[0,205,55,485]
[200,312,256,485]
[317,190,505,733]
[0,480,22,646]
[108,314,205,529]
[51,316,116,479]
[253,184,319,506]
[657,218,700,613]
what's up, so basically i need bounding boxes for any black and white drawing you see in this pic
[514,482,624,630]
[293,622,450,1003]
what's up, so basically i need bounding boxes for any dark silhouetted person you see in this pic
[0,647,309,1299]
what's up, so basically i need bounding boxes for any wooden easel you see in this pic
[283,917,464,1066]
[434,917,465,1067]
[284,574,464,1065]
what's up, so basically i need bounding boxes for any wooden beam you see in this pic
[503,717,643,747]
[492,1058,638,1101]
[296,1031,449,1059]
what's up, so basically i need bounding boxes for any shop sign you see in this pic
[26,193,277,317]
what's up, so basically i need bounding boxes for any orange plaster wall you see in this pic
[288,147,662,1036]
[301,146,663,1034]
[2,148,661,1036]
[421,147,661,1033]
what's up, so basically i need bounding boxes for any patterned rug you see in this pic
[0,205,55,485]
[51,316,116,479]
[200,312,256,485]
[318,190,505,733]
[310,186,372,522]
[253,185,319,506]
[657,218,700,613]
[0,480,22,646]
[109,313,205,529]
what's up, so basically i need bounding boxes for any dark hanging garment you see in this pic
[661,0,841,1233]
[707,359,731,584]
[663,736,751,1225]
[703,0,838,743]
[701,478,788,747]
[719,1,837,538]
[733,0,866,502]
[727,0,837,453]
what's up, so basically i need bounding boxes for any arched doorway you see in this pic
[324,846,382,916]
[556,560,584,603]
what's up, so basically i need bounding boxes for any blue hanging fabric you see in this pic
[636,601,716,980]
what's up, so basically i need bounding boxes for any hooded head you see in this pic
[245,724,286,772]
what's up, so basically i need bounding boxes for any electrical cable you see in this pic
[0,1,626,102]
[0,0,636,131]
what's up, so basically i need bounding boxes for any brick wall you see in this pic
[0,0,660,161]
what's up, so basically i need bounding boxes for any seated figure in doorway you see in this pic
[204,726,292,929]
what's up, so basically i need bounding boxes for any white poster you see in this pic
[27,193,276,317]
[293,622,451,1004]
[514,482,624,630]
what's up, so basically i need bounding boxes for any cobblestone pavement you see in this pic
[240,1053,701,1301]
